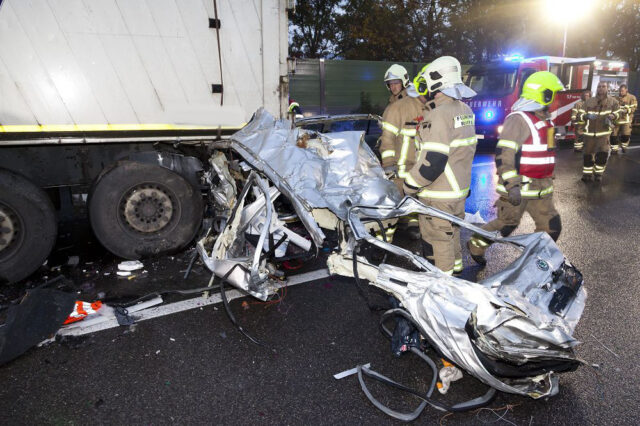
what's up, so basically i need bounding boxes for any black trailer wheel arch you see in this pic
[0,169,58,284]
[88,161,204,260]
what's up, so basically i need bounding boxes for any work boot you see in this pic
[594,174,602,182]
[622,146,627,153]
[466,241,486,267]
[581,174,593,183]
[407,226,421,241]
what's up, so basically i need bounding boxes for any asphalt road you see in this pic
[1,143,640,425]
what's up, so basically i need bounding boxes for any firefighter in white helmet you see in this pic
[402,56,478,276]
[376,64,431,242]
[384,64,409,105]
[612,84,637,153]
[468,71,564,266]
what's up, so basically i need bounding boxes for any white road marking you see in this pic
[55,269,332,337]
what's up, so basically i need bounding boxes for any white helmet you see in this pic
[423,56,476,99]
[384,64,409,87]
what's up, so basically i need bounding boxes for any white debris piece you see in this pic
[116,270,132,277]
[464,210,486,224]
[118,260,144,272]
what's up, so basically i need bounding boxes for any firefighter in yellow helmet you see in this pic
[578,81,620,182]
[402,57,478,275]
[376,65,430,241]
[570,90,590,152]
[612,84,637,153]
[468,71,564,266]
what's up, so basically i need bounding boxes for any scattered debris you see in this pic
[67,256,80,267]
[116,271,131,277]
[334,363,371,380]
[118,260,144,272]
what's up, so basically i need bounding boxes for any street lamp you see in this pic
[546,0,595,56]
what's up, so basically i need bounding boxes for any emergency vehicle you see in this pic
[463,55,629,141]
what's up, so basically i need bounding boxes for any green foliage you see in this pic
[289,0,640,71]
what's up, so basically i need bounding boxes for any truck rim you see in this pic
[0,203,20,255]
[120,184,175,234]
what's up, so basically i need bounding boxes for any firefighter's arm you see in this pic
[403,114,450,195]
[570,104,579,124]
[630,95,638,115]
[379,105,401,168]
[495,115,527,191]
[610,99,621,122]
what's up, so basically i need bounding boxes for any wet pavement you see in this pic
[1,140,640,425]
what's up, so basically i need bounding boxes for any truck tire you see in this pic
[88,161,203,260]
[0,169,57,284]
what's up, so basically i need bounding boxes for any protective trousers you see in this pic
[574,125,584,151]
[419,198,465,275]
[583,135,610,177]
[612,124,632,152]
[468,195,561,258]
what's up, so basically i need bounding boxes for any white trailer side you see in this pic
[0,0,291,284]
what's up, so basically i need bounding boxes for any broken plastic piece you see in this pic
[118,260,144,272]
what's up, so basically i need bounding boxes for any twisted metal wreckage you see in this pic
[197,109,587,419]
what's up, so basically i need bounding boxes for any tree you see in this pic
[289,0,345,58]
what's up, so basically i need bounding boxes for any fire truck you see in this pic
[463,55,629,141]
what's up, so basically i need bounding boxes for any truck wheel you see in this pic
[0,170,57,284]
[88,161,203,259]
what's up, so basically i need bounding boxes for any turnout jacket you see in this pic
[379,96,427,177]
[615,93,637,124]
[494,110,555,199]
[578,95,620,137]
[403,96,477,200]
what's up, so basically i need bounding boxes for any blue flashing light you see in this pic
[503,53,524,62]
[483,109,495,121]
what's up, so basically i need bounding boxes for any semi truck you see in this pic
[463,55,629,141]
[0,0,292,283]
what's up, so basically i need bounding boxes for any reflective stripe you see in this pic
[404,172,421,188]
[590,131,612,136]
[453,259,463,273]
[583,167,593,173]
[418,187,469,199]
[400,128,417,137]
[521,144,549,152]
[470,237,489,247]
[501,170,519,180]
[381,149,396,159]
[442,269,454,276]
[496,139,519,150]
[497,184,553,198]
[0,123,243,133]
[381,121,400,135]
[509,112,541,145]
[450,136,477,148]
[444,164,461,192]
[397,135,412,177]
[519,157,555,165]
[420,142,450,154]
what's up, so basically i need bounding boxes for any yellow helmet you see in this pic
[412,64,430,96]
[521,71,564,106]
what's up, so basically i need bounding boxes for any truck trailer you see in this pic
[0,0,291,283]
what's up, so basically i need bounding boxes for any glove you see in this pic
[506,186,521,206]
[605,117,614,128]
[585,113,597,120]
[383,166,397,179]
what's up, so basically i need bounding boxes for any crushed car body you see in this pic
[197,108,587,401]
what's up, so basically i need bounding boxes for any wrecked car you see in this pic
[195,109,587,418]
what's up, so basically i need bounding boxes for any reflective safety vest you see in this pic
[507,111,555,179]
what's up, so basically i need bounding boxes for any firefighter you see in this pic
[467,71,564,266]
[288,99,303,120]
[402,56,477,275]
[377,65,430,241]
[612,84,637,153]
[571,90,590,152]
[383,64,409,107]
[579,82,620,182]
